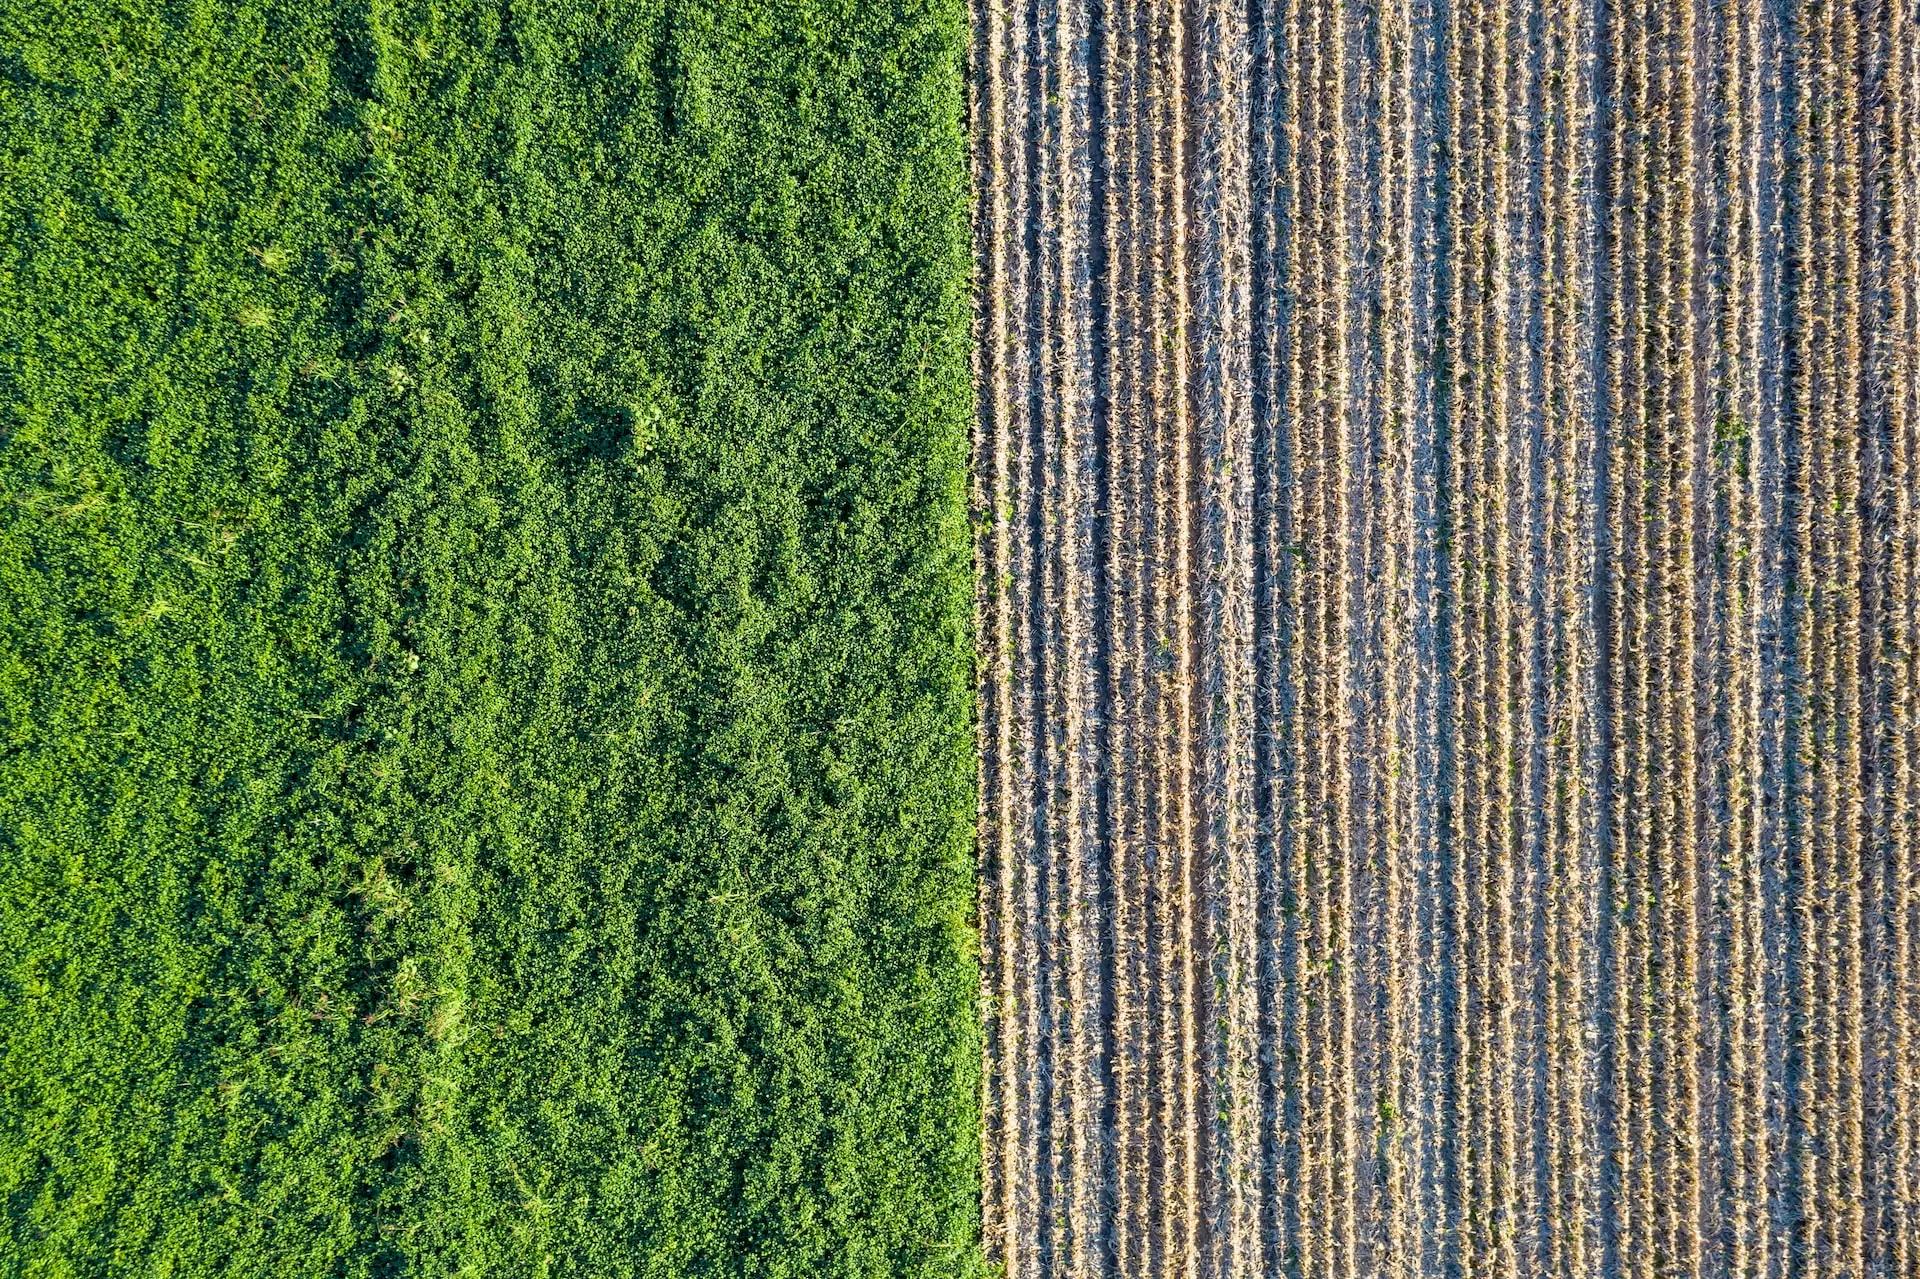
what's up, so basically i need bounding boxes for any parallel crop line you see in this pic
[1144,2,1175,1268]
[1054,0,1105,1269]
[1034,1,1086,1269]
[1888,0,1920,1263]
[1488,0,1523,1259]
[1151,2,1196,1268]
[1186,0,1253,1267]
[1540,0,1596,1265]
[1112,0,1148,1267]
[1658,0,1703,1259]
[1832,0,1869,1266]
[1037,0,1076,1255]
[1319,0,1356,1271]
[1248,0,1285,1266]
[1713,0,1771,1257]
[1438,0,1475,1266]
[1003,0,1042,1267]
[1373,0,1419,1266]
[1185,0,1259,1271]
[975,0,1015,1262]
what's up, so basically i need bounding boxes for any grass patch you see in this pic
[0,1,980,1274]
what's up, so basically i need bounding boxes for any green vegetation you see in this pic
[0,1,979,1274]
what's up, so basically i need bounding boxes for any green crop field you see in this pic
[0,1,979,1275]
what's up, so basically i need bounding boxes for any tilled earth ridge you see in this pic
[971,0,1920,1275]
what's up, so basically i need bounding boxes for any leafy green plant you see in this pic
[0,1,980,1274]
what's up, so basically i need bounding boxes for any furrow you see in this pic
[1095,2,1137,1272]
[1247,0,1286,1268]
[1754,0,1796,1262]
[1782,0,1825,1260]
[1281,0,1327,1266]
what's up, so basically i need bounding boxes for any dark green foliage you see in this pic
[0,0,979,1273]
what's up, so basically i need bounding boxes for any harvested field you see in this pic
[971,0,1920,1273]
